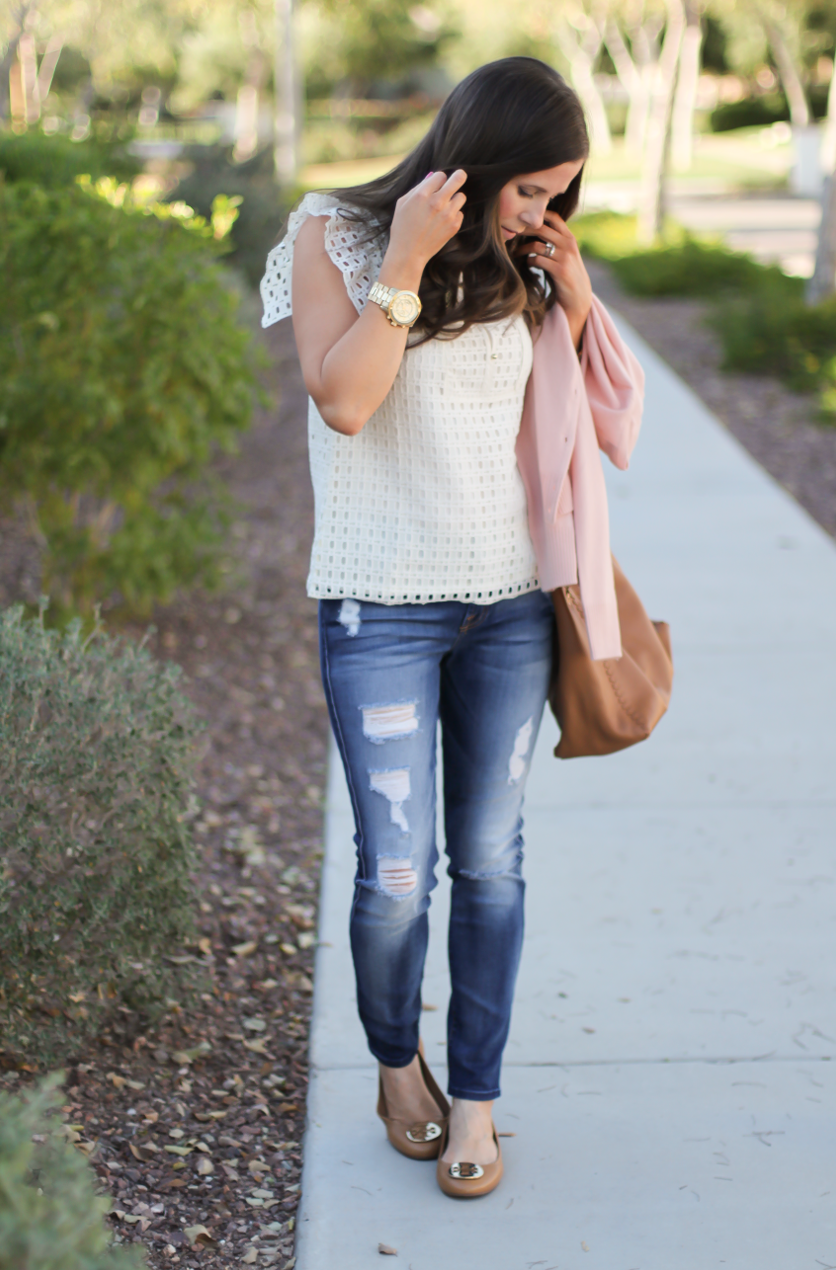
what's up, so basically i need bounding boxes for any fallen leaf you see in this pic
[171,1041,212,1065]
[242,1016,266,1032]
[168,1128,185,1140]
[242,1250,258,1265]
[125,1079,145,1091]
[582,1242,590,1252]
[421,1003,438,1012]
[198,937,213,956]
[232,940,258,957]
[278,1103,298,1114]
[245,1197,264,1208]
[164,1145,193,1156]
[105,1072,126,1089]
[184,1224,216,1247]
[164,954,196,965]
[221,1162,240,1180]
[378,1244,398,1255]
[75,1140,98,1157]
[251,1188,274,1199]
[196,1156,214,1175]
[243,1038,270,1055]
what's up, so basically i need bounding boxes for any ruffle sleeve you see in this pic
[260,191,385,326]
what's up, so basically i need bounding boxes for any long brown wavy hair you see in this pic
[328,57,589,342]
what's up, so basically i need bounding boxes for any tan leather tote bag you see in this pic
[549,557,673,759]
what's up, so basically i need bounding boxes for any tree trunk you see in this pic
[555,18,612,155]
[761,13,810,127]
[274,0,300,185]
[0,3,35,123]
[605,19,646,155]
[821,60,836,175]
[671,0,702,173]
[234,11,266,163]
[637,0,685,245]
[19,28,39,123]
[808,166,836,303]
[36,35,64,105]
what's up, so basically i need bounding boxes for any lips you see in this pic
[501,227,517,240]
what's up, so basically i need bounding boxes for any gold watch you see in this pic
[368,280,422,329]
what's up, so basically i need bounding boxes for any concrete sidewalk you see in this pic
[295,322,836,1270]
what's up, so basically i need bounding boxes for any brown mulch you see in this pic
[0,316,327,1270]
[586,258,836,539]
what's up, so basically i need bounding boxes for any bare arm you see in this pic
[291,170,467,436]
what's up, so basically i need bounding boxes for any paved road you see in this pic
[295,320,836,1270]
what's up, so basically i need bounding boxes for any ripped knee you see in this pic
[376,855,418,898]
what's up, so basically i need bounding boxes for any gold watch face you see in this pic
[389,291,421,326]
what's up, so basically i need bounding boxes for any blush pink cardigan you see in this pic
[515,296,645,661]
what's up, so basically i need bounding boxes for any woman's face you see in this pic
[497,159,586,242]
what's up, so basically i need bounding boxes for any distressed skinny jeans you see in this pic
[318,590,554,1100]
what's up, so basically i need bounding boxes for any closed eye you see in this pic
[517,187,535,199]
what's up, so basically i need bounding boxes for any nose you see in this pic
[520,208,544,229]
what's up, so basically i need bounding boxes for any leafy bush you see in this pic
[0,130,140,188]
[711,286,836,418]
[165,144,299,287]
[0,1074,145,1270]
[0,174,261,618]
[573,209,834,418]
[709,92,789,133]
[709,85,830,133]
[0,606,202,1065]
[608,239,795,298]
[573,211,786,296]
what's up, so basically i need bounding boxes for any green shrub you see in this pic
[165,144,299,287]
[711,286,836,418]
[0,1074,145,1270]
[0,130,140,189]
[0,606,202,1065]
[608,239,795,298]
[573,209,833,418]
[0,174,261,618]
[572,211,791,297]
[709,85,830,132]
[709,92,789,132]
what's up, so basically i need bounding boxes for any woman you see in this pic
[261,57,600,1198]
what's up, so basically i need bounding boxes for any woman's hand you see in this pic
[520,211,592,349]
[385,169,468,275]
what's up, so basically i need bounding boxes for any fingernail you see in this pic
[425,170,434,178]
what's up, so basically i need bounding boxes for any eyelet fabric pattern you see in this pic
[260,193,540,606]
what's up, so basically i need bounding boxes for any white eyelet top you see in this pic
[260,192,539,605]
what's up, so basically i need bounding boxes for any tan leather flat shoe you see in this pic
[436,1121,503,1198]
[377,1041,451,1161]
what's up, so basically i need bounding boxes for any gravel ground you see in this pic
[2,261,833,1269]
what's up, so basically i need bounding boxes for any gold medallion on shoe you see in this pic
[436,1123,503,1198]
[406,1120,442,1144]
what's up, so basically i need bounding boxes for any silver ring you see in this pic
[543,242,556,258]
